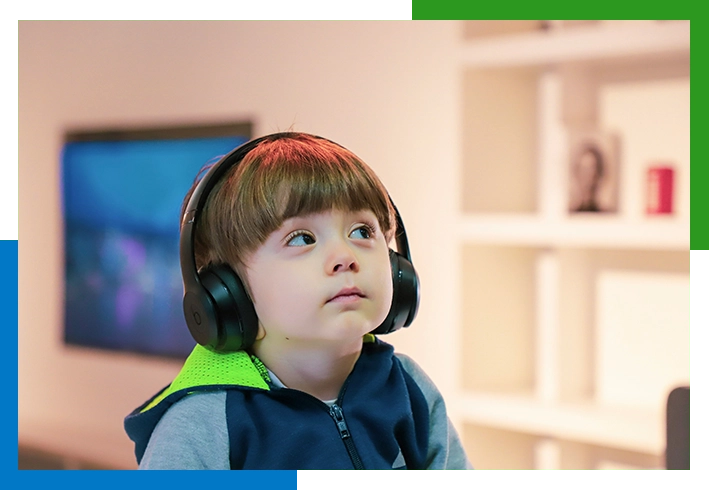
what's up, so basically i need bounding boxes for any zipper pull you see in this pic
[329,404,351,439]
[329,403,366,469]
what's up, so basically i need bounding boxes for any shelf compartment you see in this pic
[460,245,537,393]
[557,249,689,403]
[462,423,539,470]
[558,439,663,470]
[461,66,539,214]
[457,391,665,456]
[595,270,690,411]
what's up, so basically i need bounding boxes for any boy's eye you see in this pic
[350,225,374,240]
[286,232,316,247]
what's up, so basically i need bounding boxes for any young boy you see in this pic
[124,132,471,469]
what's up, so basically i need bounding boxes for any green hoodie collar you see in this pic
[141,345,270,412]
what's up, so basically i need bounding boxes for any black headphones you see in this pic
[180,132,419,353]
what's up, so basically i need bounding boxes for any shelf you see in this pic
[459,21,690,69]
[456,392,664,455]
[458,214,689,251]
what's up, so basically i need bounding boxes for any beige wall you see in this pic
[18,21,461,468]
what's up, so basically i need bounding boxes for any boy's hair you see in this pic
[181,132,397,275]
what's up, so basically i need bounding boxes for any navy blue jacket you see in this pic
[125,338,470,470]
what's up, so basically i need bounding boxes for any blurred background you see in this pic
[18,20,690,470]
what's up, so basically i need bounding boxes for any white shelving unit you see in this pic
[458,20,690,68]
[454,20,690,470]
[458,215,689,250]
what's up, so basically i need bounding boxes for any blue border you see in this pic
[11,471,297,485]
[5,241,18,473]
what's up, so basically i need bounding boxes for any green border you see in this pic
[686,0,710,488]
[11,8,710,490]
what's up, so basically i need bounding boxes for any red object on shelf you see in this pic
[646,166,674,214]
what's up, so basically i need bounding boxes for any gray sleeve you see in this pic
[139,391,230,470]
[396,353,473,470]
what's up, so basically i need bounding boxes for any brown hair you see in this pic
[182,132,396,275]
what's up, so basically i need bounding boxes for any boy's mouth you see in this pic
[327,287,366,303]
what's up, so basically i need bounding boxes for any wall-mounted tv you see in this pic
[61,122,252,359]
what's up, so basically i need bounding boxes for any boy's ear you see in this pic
[255,322,266,341]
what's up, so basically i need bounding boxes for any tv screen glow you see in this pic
[61,124,250,359]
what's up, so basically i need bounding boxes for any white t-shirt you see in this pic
[266,367,337,406]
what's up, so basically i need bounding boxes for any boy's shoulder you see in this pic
[124,346,269,464]
[360,338,443,404]
[391,351,445,410]
[133,346,270,415]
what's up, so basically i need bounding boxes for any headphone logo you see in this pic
[190,305,202,326]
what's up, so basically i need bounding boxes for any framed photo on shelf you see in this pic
[568,130,620,214]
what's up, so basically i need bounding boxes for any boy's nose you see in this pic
[327,242,359,274]
[332,259,359,273]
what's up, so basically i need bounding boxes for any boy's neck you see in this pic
[251,338,363,401]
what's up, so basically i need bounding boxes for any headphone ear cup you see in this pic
[186,264,259,352]
[183,283,219,351]
[371,249,420,335]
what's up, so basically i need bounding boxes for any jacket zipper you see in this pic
[260,361,365,469]
[329,403,365,469]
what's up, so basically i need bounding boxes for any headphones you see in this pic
[180,132,419,352]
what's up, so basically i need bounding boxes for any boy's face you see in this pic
[244,208,393,347]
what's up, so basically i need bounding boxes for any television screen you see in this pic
[61,123,251,359]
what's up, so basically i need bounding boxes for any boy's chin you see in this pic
[258,313,388,345]
[312,320,379,344]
